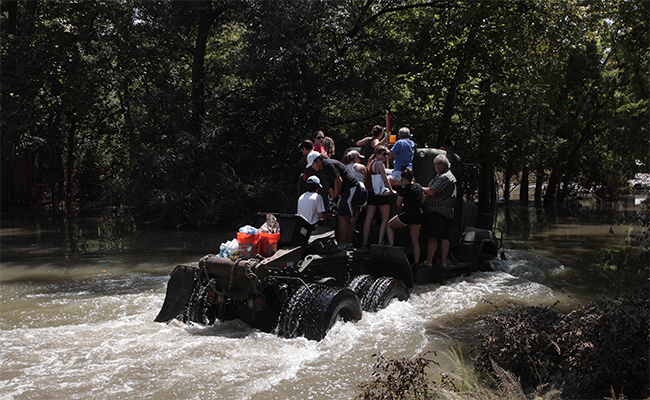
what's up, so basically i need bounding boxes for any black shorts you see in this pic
[367,192,391,206]
[424,212,451,239]
[397,209,423,225]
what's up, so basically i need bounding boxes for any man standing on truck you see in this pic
[306,151,367,250]
[422,154,456,268]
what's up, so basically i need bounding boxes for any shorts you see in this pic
[367,191,391,206]
[339,184,368,218]
[424,212,451,239]
[397,209,423,225]
[388,168,401,182]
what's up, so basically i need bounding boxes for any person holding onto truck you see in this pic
[422,154,456,268]
[298,175,327,226]
[306,151,367,250]
[343,149,367,227]
[361,146,396,248]
[387,127,416,187]
[356,125,389,164]
[386,167,425,263]
[299,140,330,223]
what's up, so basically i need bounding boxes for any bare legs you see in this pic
[426,237,449,267]
[387,217,421,264]
[377,204,390,243]
[386,217,400,246]
[362,204,390,245]
[338,215,353,246]
[362,205,376,246]
[409,223,421,263]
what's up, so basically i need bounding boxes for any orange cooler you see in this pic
[258,232,280,257]
[237,231,260,259]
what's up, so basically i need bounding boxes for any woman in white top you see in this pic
[344,150,367,184]
[343,149,367,226]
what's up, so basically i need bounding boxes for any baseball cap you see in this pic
[306,175,322,187]
[305,151,321,168]
[347,150,364,159]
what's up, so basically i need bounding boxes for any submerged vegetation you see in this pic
[356,284,649,400]
[355,350,563,400]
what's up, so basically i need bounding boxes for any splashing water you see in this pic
[0,248,571,400]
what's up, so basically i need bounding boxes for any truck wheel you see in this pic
[361,277,409,312]
[277,284,318,339]
[303,286,362,341]
[347,274,376,310]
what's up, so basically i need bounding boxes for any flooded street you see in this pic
[1,199,646,400]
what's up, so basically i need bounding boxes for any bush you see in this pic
[355,349,563,400]
[355,352,439,400]
[475,284,650,399]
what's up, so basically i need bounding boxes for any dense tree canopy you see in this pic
[1,0,647,227]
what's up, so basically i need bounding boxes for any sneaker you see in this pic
[336,244,347,251]
[345,243,354,250]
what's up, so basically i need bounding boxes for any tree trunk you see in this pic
[1,144,13,211]
[477,78,494,216]
[520,163,529,207]
[190,5,216,137]
[2,1,17,35]
[1,0,38,210]
[504,155,512,203]
[534,176,543,208]
[437,24,478,146]
[66,114,76,207]
[22,1,37,36]
[544,167,561,212]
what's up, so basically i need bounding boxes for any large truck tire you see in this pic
[361,277,409,312]
[303,286,362,341]
[346,274,376,308]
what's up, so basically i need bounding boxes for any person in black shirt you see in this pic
[306,151,367,250]
[387,167,424,264]
[356,125,389,165]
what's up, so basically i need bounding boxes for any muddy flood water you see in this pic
[1,196,647,400]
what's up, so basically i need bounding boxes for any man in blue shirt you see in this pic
[388,127,416,186]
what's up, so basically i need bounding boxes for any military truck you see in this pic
[154,147,500,340]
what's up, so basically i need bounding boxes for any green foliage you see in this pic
[124,129,297,229]
[475,284,650,399]
[2,0,647,224]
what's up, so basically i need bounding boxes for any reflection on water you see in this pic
[0,199,647,400]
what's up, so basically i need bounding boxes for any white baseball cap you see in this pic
[306,175,322,187]
[305,151,321,168]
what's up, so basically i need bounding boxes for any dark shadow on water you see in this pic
[1,206,234,264]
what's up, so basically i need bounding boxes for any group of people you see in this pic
[297,126,457,268]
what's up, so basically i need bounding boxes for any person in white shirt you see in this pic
[297,175,327,226]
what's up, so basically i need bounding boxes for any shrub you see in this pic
[355,349,563,400]
[475,284,649,399]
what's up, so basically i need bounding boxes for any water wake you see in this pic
[1,252,569,400]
